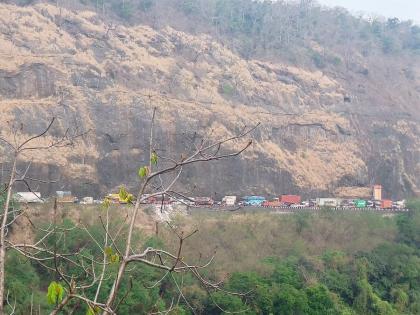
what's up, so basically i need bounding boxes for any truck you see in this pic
[380,199,393,209]
[354,199,367,208]
[393,200,406,209]
[57,196,78,203]
[242,196,266,206]
[56,191,72,198]
[194,197,214,206]
[222,196,237,206]
[262,200,282,207]
[80,197,94,204]
[14,192,43,203]
[105,192,134,204]
[316,198,341,207]
[280,195,301,205]
[55,191,78,203]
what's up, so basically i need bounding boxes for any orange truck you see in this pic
[280,195,301,205]
[380,199,393,209]
[262,200,282,207]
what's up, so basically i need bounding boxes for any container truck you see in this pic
[381,199,393,209]
[280,195,301,205]
[316,198,341,207]
[262,200,282,207]
[242,196,266,206]
[354,199,367,208]
[14,192,43,203]
[194,197,214,206]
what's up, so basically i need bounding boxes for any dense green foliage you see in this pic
[4,201,420,314]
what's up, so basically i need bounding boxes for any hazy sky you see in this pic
[317,0,420,23]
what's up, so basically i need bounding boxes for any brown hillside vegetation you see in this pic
[9,203,397,278]
[0,1,418,198]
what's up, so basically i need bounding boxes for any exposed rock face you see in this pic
[0,4,418,199]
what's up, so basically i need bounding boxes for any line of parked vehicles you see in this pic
[14,191,407,211]
[142,194,407,210]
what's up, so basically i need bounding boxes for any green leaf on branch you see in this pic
[138,166,149,178]
[102,198,110,209]
[119,186,128,201]
[86,305,100,315]
[151,151,158,165]
[47,281,64,305]
[104,246,113,257]
[111,253,120,263]
[125,194,134,203]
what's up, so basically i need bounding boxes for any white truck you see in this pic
[14,192,43,203]
[80,197,94,204]
[316,198,341,207]
[222,196,237,206]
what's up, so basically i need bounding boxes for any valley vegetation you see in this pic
[2,199,420,314]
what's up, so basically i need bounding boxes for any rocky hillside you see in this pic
[0,3,418,199]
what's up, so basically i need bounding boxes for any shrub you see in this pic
[220,82,236,96]
[312,52,326,69]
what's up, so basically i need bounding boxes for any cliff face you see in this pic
[0,4,418,199]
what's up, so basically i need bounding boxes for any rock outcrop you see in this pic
[0,4,418,199]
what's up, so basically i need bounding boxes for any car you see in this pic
[300,201,310,207]
[290,204,304,208]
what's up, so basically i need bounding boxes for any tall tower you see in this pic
[373,185,382,200]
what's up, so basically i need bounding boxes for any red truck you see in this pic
[280,195,301,205]
[380,199,393,209]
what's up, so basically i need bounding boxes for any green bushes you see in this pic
[312,52,326,69]
[4,203,420,313]
[220,82,236,96]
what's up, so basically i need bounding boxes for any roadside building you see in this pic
[373,185,382,201]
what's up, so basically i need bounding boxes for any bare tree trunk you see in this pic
[0,157,17,314]
[104,108,156,312]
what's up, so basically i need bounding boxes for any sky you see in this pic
[317,0,420,23]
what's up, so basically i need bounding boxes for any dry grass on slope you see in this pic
[160,211,397,277]
[0,3,375,192]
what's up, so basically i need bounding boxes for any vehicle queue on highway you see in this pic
[14,185,409,211]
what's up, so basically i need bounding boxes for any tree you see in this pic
[0,118,88,314]
[1,109,258,314]
[396,199,420,247]
[273,283,309,315]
